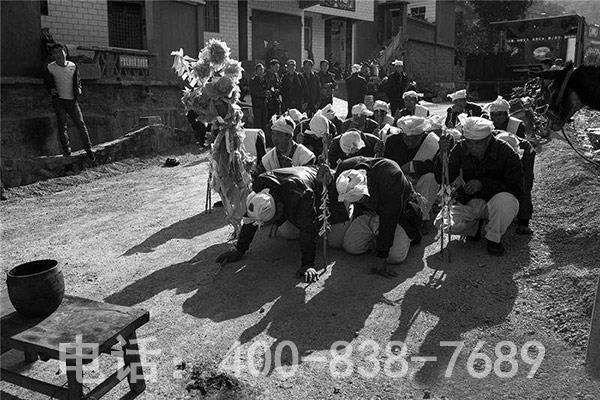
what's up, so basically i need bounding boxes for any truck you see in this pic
[465,14,600,99]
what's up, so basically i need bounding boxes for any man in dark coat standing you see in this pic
[317,60,337,108]
[280,59,308,112]
[249,63,269,131]
[345,64,367,118]
[302,60,321,117]
[384,59,409,116]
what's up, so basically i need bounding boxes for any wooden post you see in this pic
[586,273,600,379]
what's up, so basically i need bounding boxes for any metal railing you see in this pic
[77,46,155,81]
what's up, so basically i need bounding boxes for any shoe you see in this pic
[164,157,180,167]
[213,200,224,208]
[465,219,483,241]
[63,151,71,157]
[486,239,506,256]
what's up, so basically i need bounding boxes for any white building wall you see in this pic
[309,12,326,67]
[407,0,436,22]
[41,0,109,47]
[204,0,240,59]
[306,0,374,22]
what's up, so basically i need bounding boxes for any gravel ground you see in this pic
[1,106,599,400]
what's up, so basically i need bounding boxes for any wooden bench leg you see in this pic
[66,359,84,400]
[124,331,146,394]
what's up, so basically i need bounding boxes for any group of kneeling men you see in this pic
[217,90,536,282]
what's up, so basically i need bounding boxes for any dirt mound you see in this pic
[528,108,600,354]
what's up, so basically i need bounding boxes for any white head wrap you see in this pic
[462,117,494,140]
[351,64,361,74]
[246,188,276,225]
[373,100,389,113]
[495,130,522,156]
[427,114,445,131]
[446,128,463,140]
[336,169,369,203]
[304,112,329,138]
[351,103,374,116]
[339,130,366,155]
[396,116,431,136]
[287,108,307,122]
[448,89,467,101]
[271,115,295,136]
[391,59,404,67]
[320,104,336,120]
[487,96,510,113]
[402,90,424,100]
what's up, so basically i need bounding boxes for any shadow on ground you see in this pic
[107,229,428,369]
[391,231,531,387]
[122,210,226,256]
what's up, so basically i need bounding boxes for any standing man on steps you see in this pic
[43,43,95,160]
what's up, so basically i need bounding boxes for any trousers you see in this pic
[342,214,411,264]
[52,98,92,154]
[435,192,519,243]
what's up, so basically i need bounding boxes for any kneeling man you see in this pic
[261,115,315,172]
[435,117,523,256]
[328,157,423,277]
[216,166,349,282]
[385,116,440,229]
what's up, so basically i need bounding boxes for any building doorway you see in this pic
[325,18,352,68]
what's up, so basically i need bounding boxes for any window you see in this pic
[304,17,312,52]
[40,0,48,15]
[108,1,146,50]
[205,0,220,33]
[410,6,426,20]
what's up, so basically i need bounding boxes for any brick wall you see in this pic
[204,0,239,58]
[405,41,454,88]
[41,0,109,47]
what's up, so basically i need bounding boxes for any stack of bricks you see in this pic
[41,0,109,48]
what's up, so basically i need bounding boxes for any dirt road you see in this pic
[1,107,600,399]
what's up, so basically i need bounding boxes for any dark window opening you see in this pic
[205,0,220,33]
[410,6,426,20]
[40,0,49,16]
[107,1,146,50]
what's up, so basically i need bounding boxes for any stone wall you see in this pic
[1,78,187,159]
[2,124,194,188]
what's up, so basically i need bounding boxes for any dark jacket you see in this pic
[384,134,435,178]
[236,166,349,269]
[340,118,379,135]
[434,136,524,203]
[43,61,82,100]
[298,119,338,157]
[396,107,430,118]
[281,72,308,110]
[445,102,483,128]
[303,71,321,111]
[249,74,268,106]
[329,132,382,167]
[334,157,422,258]
[345,73,367,110]
[385,71,409,102]
[318,70,337,99]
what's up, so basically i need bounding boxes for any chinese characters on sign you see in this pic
[319,0,355,12]
[119,55,149,69]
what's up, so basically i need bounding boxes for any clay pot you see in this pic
[7,259,65,317]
